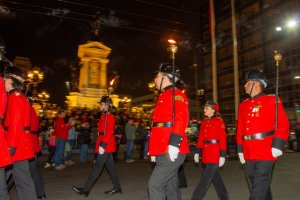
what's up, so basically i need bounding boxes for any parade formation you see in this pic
[0,0,296,197]
[0,35,292,200]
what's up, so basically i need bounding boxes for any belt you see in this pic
[31,131,38,135]
[152,122,172,128]
[23,126,30,131]
[4,126,30,131]
[98,132,104,136]
[242,130,275,141]
[204,139,219,144]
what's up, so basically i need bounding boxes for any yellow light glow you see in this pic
[168,39,176,44]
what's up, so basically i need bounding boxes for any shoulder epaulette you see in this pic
[14,92,21,97]
[175,95,184,102]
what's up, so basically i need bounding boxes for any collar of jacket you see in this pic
[8,88,20,95]
[251,92,264,99]
[160,85,174,93]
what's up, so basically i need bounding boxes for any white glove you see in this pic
[99,147,105,155]
[151,156,156,162]
[168,145,179,162]
[219,157,225,167]
[272,147,283,158]
[238,153,245,164]
[194,153,200,163]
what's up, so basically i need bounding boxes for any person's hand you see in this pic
[194,153,200,163]
[238,153,245,164]
[168,145,179,162]
[8,147,16,156]
[151,156,156,162]
[99,147,105,155]
[219,157,225,167]
[272,147,283,158]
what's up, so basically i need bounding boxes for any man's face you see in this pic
[99,102,108,112]
[4,77,13,92]
[244,80,259,95]
[203,106,215,118]
[154,72,165,90]
[60,112,66,118]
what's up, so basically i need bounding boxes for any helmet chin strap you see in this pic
[159,74,166,92]
[249,81,255,97]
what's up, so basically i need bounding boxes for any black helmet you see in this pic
[154,63,182,83]
[157,63,180,77]
[245,69,268,88]
[98,95,115,109]
[4,67,26,83]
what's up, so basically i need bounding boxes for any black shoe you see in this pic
[104,188,122,195]
[72,186,89,197]
[38,194,46,199]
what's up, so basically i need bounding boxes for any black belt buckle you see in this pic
[204,139,219,144]
[0,118,3,125]
[98,132,104,136]
[243,130,275,141]
[23,126,30,131]
[152,122,172,128]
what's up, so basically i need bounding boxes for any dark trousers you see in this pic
[47,145,56,164]
[148,153,186,200]
[29,153,45,197]
[245,160,274,200]
[10,160,37,200]
[0,167,9,200]
[83,153,121,192]
[178,165,187,188]
[191,164,228,200]
[6,154,45,197]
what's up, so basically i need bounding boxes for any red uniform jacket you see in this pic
[196,117,227,164]
[54,117,72,141]
[4,89,34,162]
[236,94,290,161]
[94,113,116,153]
[0,77,12,167]
[149,87,189,156]
[30,106,41,153]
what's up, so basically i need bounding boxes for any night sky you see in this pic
[0,0,208,106]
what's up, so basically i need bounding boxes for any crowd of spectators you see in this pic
[39,106,151,168]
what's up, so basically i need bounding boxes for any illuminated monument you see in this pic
[66,41,119,109]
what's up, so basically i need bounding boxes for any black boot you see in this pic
[72,186,89,197]
[104,188,122,195]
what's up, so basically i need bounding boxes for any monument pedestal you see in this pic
[67,41,120,109]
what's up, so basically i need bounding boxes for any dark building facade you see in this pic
[195,0,300,126]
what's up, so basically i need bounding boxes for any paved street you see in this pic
[9,151,300,200]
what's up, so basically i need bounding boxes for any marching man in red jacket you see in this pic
[148,63,189,200]
[27,93,46,199]
[0,75,12,200]
[72,95,121,196]
[192,100,228,200]
[236,69,289,199]
[4,67,37,200]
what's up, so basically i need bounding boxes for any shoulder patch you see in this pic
[175,95,184,102]
[14,92,20,96]
[221,124,225,129]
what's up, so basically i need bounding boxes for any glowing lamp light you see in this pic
[168,39,176,45]
[294,76,300,79]
[275,26,282,31]
[110,78,115,86]
[287,20,297,28]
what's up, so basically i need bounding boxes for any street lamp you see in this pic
[38,91,50,105]
[27,67,44,94]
